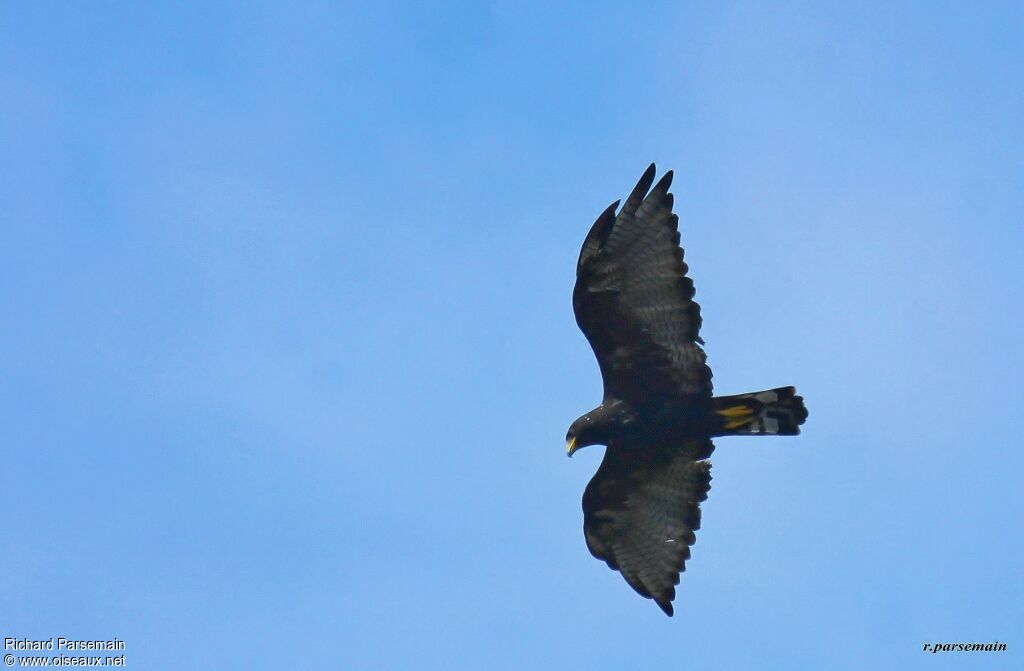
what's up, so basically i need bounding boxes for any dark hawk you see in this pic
[566,164,808,616]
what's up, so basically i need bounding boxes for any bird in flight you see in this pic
[567,164,808,616]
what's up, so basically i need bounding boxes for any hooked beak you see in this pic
[566,437,578,457]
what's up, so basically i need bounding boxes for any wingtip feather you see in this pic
[626,164,658,208]
[654,169,674,194]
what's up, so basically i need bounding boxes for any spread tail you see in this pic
[712,386,808,436]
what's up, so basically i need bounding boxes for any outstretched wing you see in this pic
[573,164,712,404]
[582,439,714,616]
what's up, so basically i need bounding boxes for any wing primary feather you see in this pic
[623,163,657,213]
[577,199,621,273]
[652,169,673,195]
[599,200,620,230]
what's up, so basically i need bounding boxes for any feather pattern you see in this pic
[573,164,711,404]
[583,440,713,616]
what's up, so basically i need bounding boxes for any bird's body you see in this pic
[567,164,808,616]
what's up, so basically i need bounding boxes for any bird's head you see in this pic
[565,413,603,457]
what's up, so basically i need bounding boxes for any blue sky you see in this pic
[2,2,1022,669]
